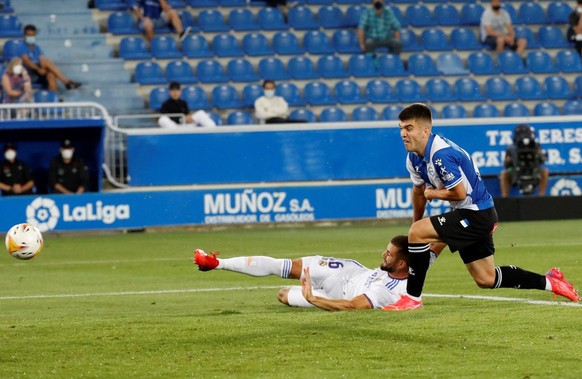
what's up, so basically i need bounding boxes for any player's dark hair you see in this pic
[24,24,37,33]
[398,103,432,124]
[390,235,409,265]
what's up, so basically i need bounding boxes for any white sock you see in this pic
[545,277,552,291]
[218,256,292,278]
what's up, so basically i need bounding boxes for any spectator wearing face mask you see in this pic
[254,80,290,124]
[567,0,582,56]
[1,57,33,104]
[480,0,527,56]
[0,143,35,196]
[357,0,402,56]
[158,81,216,128]
[49,139,89,194]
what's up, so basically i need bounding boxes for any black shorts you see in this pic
[483,36,518,51]
[430,207,498,264]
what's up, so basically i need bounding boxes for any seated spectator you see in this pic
[254,80,292,124]
[358,0,402,56]
[480,0,527,56]
[0,143,35,196]
[49,139,89,194]
[19,24,82,91]
[568,0,582,56]
[130,0,190,42]
[1,57,33,104]
[158,81,216,128]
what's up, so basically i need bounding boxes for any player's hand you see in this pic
[301,267,315,303]
[424,186,434,201]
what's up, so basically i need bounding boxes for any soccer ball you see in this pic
[5,223,44,260]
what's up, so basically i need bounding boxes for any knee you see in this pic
[277,288,290,305]
[408,222,424,242]
[474,275,495,289]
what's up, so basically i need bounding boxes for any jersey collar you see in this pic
[421,133,436,163]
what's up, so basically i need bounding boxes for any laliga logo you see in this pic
[26,197,60,232]
[550,179,582,196]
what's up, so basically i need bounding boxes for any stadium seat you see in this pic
[317,55,349,79]
[2,39,24,60]
[179,11,199,33]
[504,103,529,117]
[485,77,516,101]
[352,106,378,122]
[434,4,461,26]
[460,4,484,26]
[526,51,558,74]
[196,60,228,83]
[547,2,573,24]
[33,90,59,103]
[95,0,126,10]
[563,100,582,115]
[366,80,397,103]
[199,10,229,32]
[544,76,573,99]
[377,54,407,77]
[304,82,336,105]
[518,2,545,25]
[107,12,138,35]
[151,36,182,59]
[502,3,522,25]
[276,82,305,106]
[289,6,318,30]
[425,78,455,102]
[344,5,365,28]
[534,102,560,117]
[451,28,482,50]
[288,56,318,79]
[390,6,408,28]
[399,29,422,51]
[405,5,436,27]
[211,84,242,109]
[289,108,316,123]
[220,0,246,7]
[182,85,211,110]
[454,78,485,102]
[135,61,166,85]
[421,28,452,51]
[229,8,259,31]
[182,35,213,58]
[498,51,528,74]
[473,103,500,118]
[227,58,259,82]
[336,0,364,4]
[242,83,263,107]
[334,80,366,104]
[208,112,223,126]
[576,76,582,98]
[348,54,379,78]
[396,79,425,102]
[382,105,403,121]
[227,111,254,126]
[441,104,468,119]
[119,37,151,60]
[557,50,582,73]
[515,77,546,100]
[320,107,348,123]
[538,26,570,48]
[408,54,441,76]
[333,30,360,54]
[187,0,214,6]
[149,87,169,111]
[273,32,304,55]
[436,53,469,76]
[514,26,541,49]
[257,57,289,80]
[303,31,334,54]
[467,52,500,75]
[212,34,243,57]
[257,7,287,30]
[318,6,345,29]
[166,61,197,84]
[242,33,273,56]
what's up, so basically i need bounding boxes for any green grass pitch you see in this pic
[1,220,581,378]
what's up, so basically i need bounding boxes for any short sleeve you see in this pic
[358,9,369,29]
[406,155,424,187]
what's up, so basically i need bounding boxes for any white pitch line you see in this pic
[0,286,580,307]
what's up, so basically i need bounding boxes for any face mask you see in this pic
[61,149,73,160]
[13,64,23,75]
[492,5,501,11]
[4,150,16,161]
[25,36,36,45]
[264,90,275,98]
[374,1,383,10]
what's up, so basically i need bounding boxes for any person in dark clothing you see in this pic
[0,143,34,196]
[567,0,582,56]
[158,81,215,128]
[49,139,89,194]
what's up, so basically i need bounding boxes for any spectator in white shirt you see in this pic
[480,0,527,55]
[254,80,290,124]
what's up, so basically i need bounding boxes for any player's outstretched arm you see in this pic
[301,268,372,311]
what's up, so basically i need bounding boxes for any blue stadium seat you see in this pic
[304,82,336,105]
[303,31,334,54]
[515,77,546,100]
[227,111,254,125]
[504,103,529,117]
[473,103,500,118]
[514,26,541,49]
[211,84,242,109]
[187,0,214,6]
[273,32,304,55]
[220,0,246,6]
[467,52,499,75]
[182,35,213,58]
[199,10,229,32]
[119,37,151,60]
[345,5,365,27]
[213,34,243,57]
[135,61,166,85]
[485,77,516,101]
[227,58,259,82]
[242,33,273,56]
[405,5,436,27]
[242,84,263,107]
[289,6,319,30]
[390,6,408,28]
[95,0,126,10]
[257,7,287,30]
[318,6,345,29]
[257,57,289,80]
[306,0,334,4]
[408,53,441,76]
[229,8,259,31]
[107,12,138,35]
[400,29,422,51]
[377,54,408,76]
[454,78,485,102]
[460,4,484,26]
[2,39,24,60]
[425,78,455,102]
[518,2,545,25]
[547,2,573,24]
[576,76,582,98]
[563,100,582,115]
[182,85,211,110]
[288,56,319,79]
[526,51,558,74]
[382,105,403,121]
[451,28,482,50]
[276,82,305,106]
[179,11,199,33]
[333,30,360,54]
[502,4,522,25]
[196,60,228,83]
[336,0,364,4]
[557,50,582,73]
[534,102,560,117]
[208,112,223,126]
[434,4,461,26]
[149,87,169,111]
[544,76,573,99]
[436,53,469,76]
[396,79,425,102]
[320,107,348,123]
[33,90,59,103]
[366,80,397,103]
[289,108,317,123]
[317,55,349,79]
[539,26,570,48]
[334,80,366,104]
[166,61,197,84]
[348,54,379,78]
[352,106,378,122]
[441,104,467,119]
[421,28,452,51]
[151,36,182,59]
[498,51,528,74]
